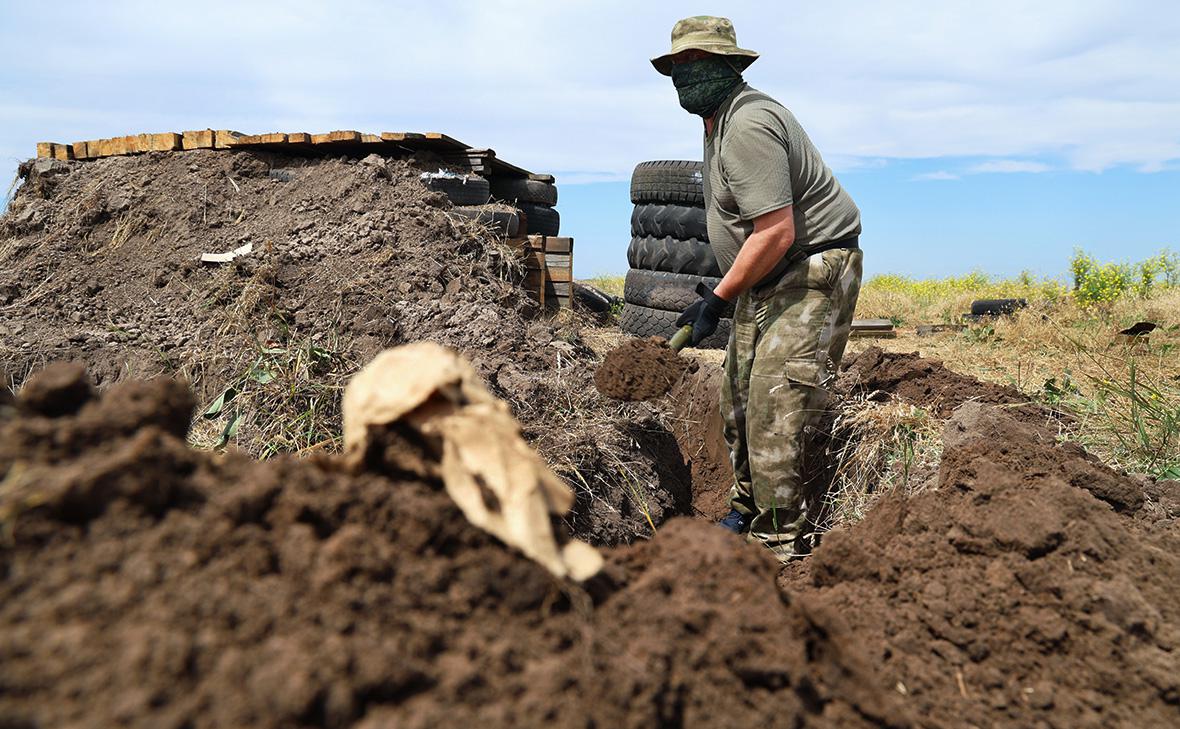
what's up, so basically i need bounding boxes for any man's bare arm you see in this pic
[712,205,795,302]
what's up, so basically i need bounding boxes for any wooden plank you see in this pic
[182,129,216,150]
[380,132,426,143]
[541,236,572,254]
[71,140,93,159]
[89,135,134,156]
[51,143,74,161]
[529,173,556,183]
[214,130,244,149]
[312,130,362,144]
[36,142,55,159]
[546,267,572,283]
[522,269,546,307]
[545,254,571,269]
[237,132,289,145]
[361,133,382,143]
[287,132,312,144]
[146,133,181,152]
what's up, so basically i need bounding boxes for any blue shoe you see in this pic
[718,508,749,534]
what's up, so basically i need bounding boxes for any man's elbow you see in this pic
[770,227,795,257]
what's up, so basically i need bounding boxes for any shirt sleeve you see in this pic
[720,107,793,221]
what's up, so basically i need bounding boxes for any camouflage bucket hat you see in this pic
[651,16,760,76]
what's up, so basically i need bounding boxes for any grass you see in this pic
[583,275,625,298]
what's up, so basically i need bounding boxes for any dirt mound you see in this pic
[0,150,682,544]
[594,336,695,401]
[0,368,907,729]
[785,401,1180,728]
[839,346,1052,421]
[667,366,733,521]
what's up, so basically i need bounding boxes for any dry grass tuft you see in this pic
[818,396,944,532]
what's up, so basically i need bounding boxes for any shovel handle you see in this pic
[668,324,694,352]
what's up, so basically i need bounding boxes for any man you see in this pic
[652,16,863,561]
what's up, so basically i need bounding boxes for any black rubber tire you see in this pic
[624,269,734,316]
[490,177,558,206]
[631,203,708,241]
[518,202,560,236]
[450,206,520,237]
[572,281,620,313]
[970,298,1028,316]
[420,174,490,206]
[630,160,705,206]
[619,303,731,350]
[627,235,721,277]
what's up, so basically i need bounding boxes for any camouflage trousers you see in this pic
[721,247,863,560]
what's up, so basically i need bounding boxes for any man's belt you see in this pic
[754,235,860,291]
[792,235,859,261]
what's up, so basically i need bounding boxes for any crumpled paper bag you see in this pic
[342,342,603,581]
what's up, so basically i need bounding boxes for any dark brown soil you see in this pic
[594,336,695,401]
[839,346,1057,422]
[0,151,686,545]
[784,402,1180,728]
[667,366,733,520]
[0,366,907,729]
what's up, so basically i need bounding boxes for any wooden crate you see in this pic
[504,236,573,311]
[530,236,573,311]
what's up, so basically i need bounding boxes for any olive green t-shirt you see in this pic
[703,83,861,287]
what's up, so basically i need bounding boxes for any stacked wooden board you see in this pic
[33,129,550,183]
[510,236,575,311]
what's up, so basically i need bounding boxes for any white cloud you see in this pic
[969,160,1052,174]
[914,171,961,181]
[2,0,1179,183]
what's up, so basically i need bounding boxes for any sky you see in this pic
[2,0,1178,280]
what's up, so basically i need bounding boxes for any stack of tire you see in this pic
[490,177,560,236]
[622,160,730,348]
[420,172,560,236]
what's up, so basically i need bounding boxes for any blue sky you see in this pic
[3,1,1178,280]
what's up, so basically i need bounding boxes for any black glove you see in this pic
[676,282,730,346]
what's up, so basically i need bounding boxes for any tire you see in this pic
[450,206,520,237]
[490,177,558,206]
[624,269,733,316]
[619,303,731,350]
[419,173,490,206]
[572,281,620,313]
[518,202,560,236]
[970,298,1028,316]
[627,235,721,277]
[630,160,705,206]
[631,204,708,241]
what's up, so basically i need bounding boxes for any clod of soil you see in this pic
[784,401,1180,728]
[0,369,908,729]
[594,337,695,401]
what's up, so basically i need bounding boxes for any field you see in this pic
[590,260,1180,485]
[3,153,1179,727]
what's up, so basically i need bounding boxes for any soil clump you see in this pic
[839,346,1056,422]
[784,401,1180,728]
[594,336,695,401]
[0,367,907,729]
[0,151,683,544]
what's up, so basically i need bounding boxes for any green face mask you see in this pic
[671,56,743,117]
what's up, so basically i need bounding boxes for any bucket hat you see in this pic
[651,16,760,76]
